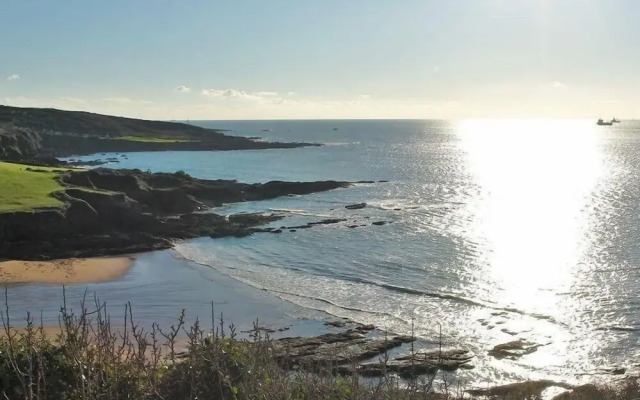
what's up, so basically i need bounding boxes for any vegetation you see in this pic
[111,136,198,143]
[0,162,66,212]
[0,294,638,400]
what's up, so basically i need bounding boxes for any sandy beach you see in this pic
[0,257,134,285]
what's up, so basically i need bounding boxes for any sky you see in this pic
[1,0,640,120]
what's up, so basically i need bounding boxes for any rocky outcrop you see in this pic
[0,168,350,260]
[354,349,474,378]
[273,326,412,369]
[488,339,543,360]
[272,326,474,378]
[345,203,367,210]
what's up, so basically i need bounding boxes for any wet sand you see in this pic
[0,257,133,285]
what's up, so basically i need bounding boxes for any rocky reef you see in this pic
[0,168,350,260]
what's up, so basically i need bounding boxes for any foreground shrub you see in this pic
[0,289,638,399]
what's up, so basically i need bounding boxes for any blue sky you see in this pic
[1,0,639,119]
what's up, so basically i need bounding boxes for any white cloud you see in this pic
[200,88,285,101]
[96,97,153,105]
[254,91,279,97]
[176,85,191,93]
[6,74,20,81]
[360,94,372,99]
[550,81,567,89]
[59,97,87,104]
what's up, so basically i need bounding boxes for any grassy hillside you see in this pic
[0,105,216,140]
[0,162,65,212]
[0,105,314,160]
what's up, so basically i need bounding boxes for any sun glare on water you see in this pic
[457,119,607,314]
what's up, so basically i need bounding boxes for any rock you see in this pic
[325,320,347,328]
[289,229,296,232]
[345,202,367,210]
[372,221,388,226]
[356,181,375,184]
[287,224,312,229]
[228,212,283,227]
[467,380,572,398]
[356,349,473,378]
[488,339,542,360]
[270,229,283,234]
[274,329,414,370]
[347,225,358,228]
[308,218,347,226]
[551,384,599,400]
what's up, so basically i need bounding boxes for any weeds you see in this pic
[0,288,638,399]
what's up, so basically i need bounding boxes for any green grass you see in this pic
[0,162,66,212]
[112,136,198,143]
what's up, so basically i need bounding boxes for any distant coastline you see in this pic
[0,105,319,162]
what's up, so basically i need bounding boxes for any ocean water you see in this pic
[63,119,640,385]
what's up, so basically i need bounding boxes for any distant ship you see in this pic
[612,118,621,123]
[597,118,613,126]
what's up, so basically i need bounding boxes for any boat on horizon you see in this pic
[612,118,621,123]
[597,118,613,126]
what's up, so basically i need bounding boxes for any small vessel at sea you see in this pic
[612,118,621,123]
[597,118,613,126]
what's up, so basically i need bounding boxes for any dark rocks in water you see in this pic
[345,202,367,210]
[289,229,296,232]
[270,229,283,234]
[355,349,474,378]
[467,380,572,398]
[287,224,312,229]
[378,180,389,183]
[241,326,276,334]
[325,320,348,328]
[488,339,542,360]
[356,180,374,184]
[228,212,283,226]
[600,366,626,375]
[347,225,359,229]
[273,328,414,370]
[372,221,388,226]
[308,218,347,226]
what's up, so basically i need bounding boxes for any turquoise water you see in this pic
[61,119,640,384]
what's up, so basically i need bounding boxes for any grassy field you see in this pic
[112,135,198,143]
[0,162,66,212]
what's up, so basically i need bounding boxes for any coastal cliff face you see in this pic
[0,105,316,160]
[0,168,350,260]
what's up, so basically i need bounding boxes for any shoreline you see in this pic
[0,249,629,398]
[0,256,134,285]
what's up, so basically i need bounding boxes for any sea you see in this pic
[11,119,640,386]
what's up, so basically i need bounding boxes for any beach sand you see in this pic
[0,257,134,285]
[1,250,340,339]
